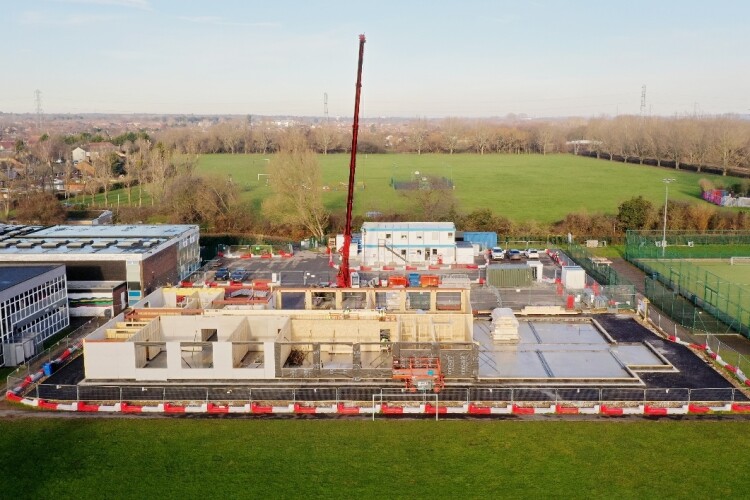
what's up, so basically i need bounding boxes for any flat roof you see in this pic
[29,224,197,239]
[0,265,62,293]
[0,224,198,257]
[361,221,456,231]
[67,281,126,290]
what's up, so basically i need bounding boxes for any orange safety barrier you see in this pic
[336,403,360,415]
[381,404,404,415]
[424,403,447,414]
[121,403,143,413]
[731,403,750,412]
[180,281,193,288]
[468,404,491,415]
[240,254,252,259]
[76,402,101,412]
[555,405,579,415]
[724,364,738,373]
[689,343,707,350]
[688,404,711,414]
[511,404,535,415]
[405,265,417,271]
[38,400,58,410]
[294,403,317,414]
[5,392,22,403]
[644,405,668,416]
[207,403,229,414]
[164,403,186,413]
[428,265,441,270]
[260,253,273,259]
[382,266,395,271]
[251,402,273,414]
[745,380,750,387]
[600,405,623,416]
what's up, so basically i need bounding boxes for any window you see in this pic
[385,233,391,239]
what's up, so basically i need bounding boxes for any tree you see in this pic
[311,122,340,155]
[617,196,654,231]
[406,177,457,221]
[15,192,66,225]
[262,130,328,241]
[409,118,429,155]
[471,122,492,155]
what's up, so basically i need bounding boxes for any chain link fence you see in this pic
[625,230,750,260]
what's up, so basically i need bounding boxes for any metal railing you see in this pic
[3,317,100,391]
[14,384,745,406]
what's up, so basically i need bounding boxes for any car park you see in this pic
[490,247,506,260]
[524,248,540,259]
[214,268,230,280]
[507,249,522,260]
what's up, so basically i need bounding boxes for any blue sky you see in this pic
[2,0,748,117]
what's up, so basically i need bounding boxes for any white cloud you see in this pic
[178,15,279,28]
[20,10,120,25]
[50,0,152,10]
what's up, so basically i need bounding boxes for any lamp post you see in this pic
[661,178,676,257]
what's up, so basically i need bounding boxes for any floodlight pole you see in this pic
[662,178,676,258]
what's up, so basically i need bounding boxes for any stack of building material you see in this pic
[490,307,519,344]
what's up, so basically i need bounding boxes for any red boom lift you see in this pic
[336,34,366,288]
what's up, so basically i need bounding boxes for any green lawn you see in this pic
[0,419,748,498]
[72,153,743,225]
[194,153,737,224]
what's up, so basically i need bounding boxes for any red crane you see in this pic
[337,34,366,288]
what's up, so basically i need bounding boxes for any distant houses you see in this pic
[72,142,118,163]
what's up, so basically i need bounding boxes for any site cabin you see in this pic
[360,221,472,266]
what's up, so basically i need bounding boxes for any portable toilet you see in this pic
[350,271,360,288]
[408,273,421,287]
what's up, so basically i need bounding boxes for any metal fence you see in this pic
[3,317,100,390]
[625,230,750,260]
[17,384,746,406]
[704,334,750,378]
[641,262,750,337]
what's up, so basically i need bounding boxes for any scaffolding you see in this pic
[392,356,445,393]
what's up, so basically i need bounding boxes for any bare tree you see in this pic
[311,122,340,155]
[711,116,745,175]
[262,130,328,241]
[409,118,429,155]
[472,122,492,155]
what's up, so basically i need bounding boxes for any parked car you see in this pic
[490,247,506,260]
[524,248,540,259]
[230,269,247,282]
[214,268,230,280]
[507,249,522,260]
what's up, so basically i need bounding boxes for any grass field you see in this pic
[641,258,750,296]
[192,153,734,224]
[1,418,749,498]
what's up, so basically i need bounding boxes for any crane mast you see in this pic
[337,34,366,288]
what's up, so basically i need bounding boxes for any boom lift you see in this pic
[336,34,366,288]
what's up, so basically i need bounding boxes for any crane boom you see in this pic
[337,34,366,288]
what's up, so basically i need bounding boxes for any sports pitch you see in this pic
[195,153,738,223]
[1,418,749,498]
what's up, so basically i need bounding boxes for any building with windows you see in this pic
[360,222,468,266]
[0,224,200,305]
[0,265,69,367]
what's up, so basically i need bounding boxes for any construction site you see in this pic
[5,34,750,418]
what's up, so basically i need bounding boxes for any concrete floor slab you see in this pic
[612,344,667,366]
